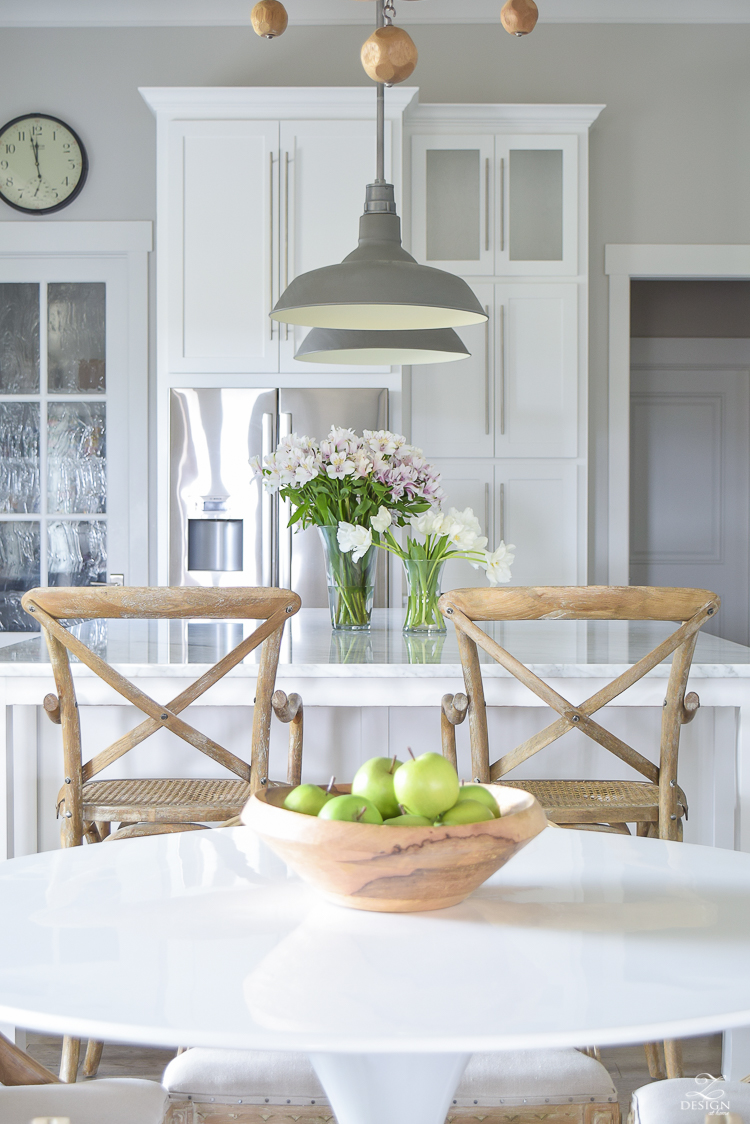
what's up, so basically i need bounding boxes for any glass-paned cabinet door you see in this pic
[411,135,496,276]
[0,257,136,630]
[495,135,578,276]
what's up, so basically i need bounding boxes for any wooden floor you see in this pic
[25,1032,724,1118]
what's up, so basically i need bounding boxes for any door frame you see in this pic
[605,244,750,583]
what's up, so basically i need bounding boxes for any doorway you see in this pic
[629,280,750,645]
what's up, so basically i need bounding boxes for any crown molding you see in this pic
[410,103,605,132]
[139,86,419,120]
[4,0,750,27]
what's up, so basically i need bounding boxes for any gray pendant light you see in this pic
[271,2,488,334]
[294,325,470,366]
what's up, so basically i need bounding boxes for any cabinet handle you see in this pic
[499,157,505,253]
[485,157,491,253]
[284,150,290,342]
[499,482,505,542]
[484,305,491,436]
[498,303,505,436]
[279,412,293,588]
[484,482,490,537]
[261,412,275,585]
[269,152,275,340]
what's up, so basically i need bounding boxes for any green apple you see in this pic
[393,752,460,819]
[318,794,383,824]
[455,784,501,818]
[438,799,494,826]
[383,814,433,827]
[351,755,403,819]
[283,784,332,816]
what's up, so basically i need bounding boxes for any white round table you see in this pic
[1,826,750,1124]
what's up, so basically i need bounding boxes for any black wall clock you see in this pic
[0,113,88,214]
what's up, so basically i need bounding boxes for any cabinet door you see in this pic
[279,119,392,374]
[410,283,494,459]
[429,459,494,592]
[168,120,279,373]
[495,135,578,277]
[411,135,495,276]
[494,283,578,458]
[495,461,579,585]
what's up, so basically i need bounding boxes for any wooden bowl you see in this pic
[241,783,547,912]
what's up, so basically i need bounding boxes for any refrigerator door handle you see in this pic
[261,411,276,587]
[278,413,293,589]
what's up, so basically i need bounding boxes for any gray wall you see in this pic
[3,22,750,580]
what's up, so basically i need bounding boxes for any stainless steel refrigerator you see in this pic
[170,387,389,608]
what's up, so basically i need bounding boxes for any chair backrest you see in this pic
[438,586,719,838]
[22,586,300,843]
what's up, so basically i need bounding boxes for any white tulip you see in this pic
[483,542,516,586]
[371,506,392,533]
[337,522,373,562]
[409,508,446,537]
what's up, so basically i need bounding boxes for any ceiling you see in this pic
[3,0,750,27]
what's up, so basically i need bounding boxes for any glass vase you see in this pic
[318,525,377,631]
[402,557,447,634]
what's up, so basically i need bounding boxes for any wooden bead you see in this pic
[251,0,288,39]
[501,0,539,36]
[361,25,418,85]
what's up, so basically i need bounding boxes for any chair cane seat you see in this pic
[82,777,253,823]
[498,778,687,824]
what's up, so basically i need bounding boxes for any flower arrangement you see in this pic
[254,426,515,632]
[367,505,515,632]
[254,427,442,628]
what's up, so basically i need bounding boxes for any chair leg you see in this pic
[644,1041,666,1079]
[664,1038,684,1078]
[82,1038,103,1078]
[59,1035,80,1082]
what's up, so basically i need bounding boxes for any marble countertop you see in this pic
[0,608,748,679]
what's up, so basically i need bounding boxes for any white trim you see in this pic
[4,0,750,26]
[140,86,418,122]
[0,222,152,255]
[605,243,750,585]
[410,104,605,133]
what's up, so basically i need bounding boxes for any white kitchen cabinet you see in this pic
[411,131,578,278]
[495,461,579,586]
[411,282,494,459]
[412,282,577,460]
[431,458,494,591]
[278,119,391,374]
[142,87,416,379]
[169,119,279,375]
[494,283,578,458]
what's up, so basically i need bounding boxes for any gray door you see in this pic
[630,364,750,645]
[279,388,389,608]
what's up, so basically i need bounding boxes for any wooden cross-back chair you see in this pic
[21,586,303,1085]
[438,585,720,1083]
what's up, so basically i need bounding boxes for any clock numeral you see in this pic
[4,144,15,154]
[68,160,76,169]
[62,176,70,186]
[5,177,13,187]
[62,143,71,152]
[0,161,7,170]
[31,125,42,136]
[16,131,25,141]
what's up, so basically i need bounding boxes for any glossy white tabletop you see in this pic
[1,827,749,1054]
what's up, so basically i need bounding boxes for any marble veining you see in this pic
[0,608,747,679]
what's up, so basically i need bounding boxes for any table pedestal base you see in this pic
[310,1051,470,1124]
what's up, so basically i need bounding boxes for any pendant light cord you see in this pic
[376,0,386,182]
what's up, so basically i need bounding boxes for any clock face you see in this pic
[0,113,88,214]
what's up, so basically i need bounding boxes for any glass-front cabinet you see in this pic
[0,280,108,629]
[411,133,579,277]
